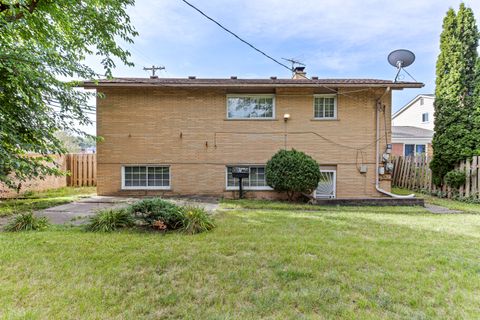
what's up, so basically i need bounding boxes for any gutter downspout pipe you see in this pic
[375,87,415,198]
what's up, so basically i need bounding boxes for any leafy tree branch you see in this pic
[0,0,137,189]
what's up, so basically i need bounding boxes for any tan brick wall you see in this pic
[96,86,392,198]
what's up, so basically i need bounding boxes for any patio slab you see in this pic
[0,196,220,227]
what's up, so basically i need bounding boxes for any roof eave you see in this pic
[81,82,424,90]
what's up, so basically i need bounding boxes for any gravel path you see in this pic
[424,203,463,214]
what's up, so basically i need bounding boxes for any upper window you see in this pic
[226,165,271,190]
[227,95,275,119]
[422,112,429,123]
[314,94,337,119]
[420,98,424,105]
[122,166,170,189]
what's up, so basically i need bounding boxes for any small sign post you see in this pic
[232,167,249,199]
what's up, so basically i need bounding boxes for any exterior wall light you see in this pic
[283,113,290,121]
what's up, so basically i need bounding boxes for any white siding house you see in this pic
[392,94,435,130]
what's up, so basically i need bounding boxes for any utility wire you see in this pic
[180,0,292,72]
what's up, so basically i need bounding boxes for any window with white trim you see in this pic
[422,112,429,123]
[404,144,426,157]
[122,166,170,189]
[315,167,336,199]
[226,166,271,190]
[314,95,337,119]
[227,95,275,119]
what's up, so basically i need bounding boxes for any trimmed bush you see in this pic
[266,149,321,200]
[181,206,216,234]
[85,208,134,232]
[444,169,466,190]
[128,198,184,230]
[4,212,49,232]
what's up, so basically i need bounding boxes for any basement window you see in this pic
[226,166,272,190]
[227,95,275,119]
[314,94,337,119]
[315,167,337,199]
[122,166,170,190]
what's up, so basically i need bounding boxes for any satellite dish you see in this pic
[388,49,416,82]
[388,49,415,68]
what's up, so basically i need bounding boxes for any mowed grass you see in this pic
[392,186,480,213]
[1,204,480,319]
[0,187,96,217]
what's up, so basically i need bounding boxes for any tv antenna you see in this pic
[282,57,306,72]
[387,49,416,82]
[143,65,165,79]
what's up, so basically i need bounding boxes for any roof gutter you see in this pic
[80,82,424,90]
[375,87,415,199]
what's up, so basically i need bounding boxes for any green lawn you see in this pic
[0,187,96,217]
[1,202,480,319]
[392,186,480,213]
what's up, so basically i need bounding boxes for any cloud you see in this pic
[128,0,207,44]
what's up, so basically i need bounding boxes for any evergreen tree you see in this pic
[430,3,479,186]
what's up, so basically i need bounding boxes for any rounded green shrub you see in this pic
[4,212,49,232]
[266,149,321,200]
[444,169,466,190]
[181,206,216,235]
[128,198,184,230]
[85,208,134,232]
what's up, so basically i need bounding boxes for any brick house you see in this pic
[82,69,422,199]
[391,126,434,158]
[391,94,435,158]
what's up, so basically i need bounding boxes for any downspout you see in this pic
[375,87,415,198]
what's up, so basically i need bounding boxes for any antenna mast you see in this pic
[143,65,165,79]
[282,58,306,76]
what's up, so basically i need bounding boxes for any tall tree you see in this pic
[430,3,479,186]
[0,0,137,188]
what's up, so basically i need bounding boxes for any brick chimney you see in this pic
[292,66,307,79]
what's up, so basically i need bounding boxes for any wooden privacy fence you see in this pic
[392,156,432,192]
[392,155,480,198]
[66,153,96,187]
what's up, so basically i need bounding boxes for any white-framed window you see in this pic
[422,112,429,123]
[225,165,272,190]
[315,168,336,199]
[420,98,424,105]
[121,165,170,190]
[226,94,275,119]
[404,144,426,157]
[313,94,337,119]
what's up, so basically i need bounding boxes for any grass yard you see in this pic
[0,187,96,217]
[392,186,480,213]
[1,201,480,319]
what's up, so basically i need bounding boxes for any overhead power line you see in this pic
[180,0,292,72]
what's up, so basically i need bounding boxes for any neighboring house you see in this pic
[81,146,96,154]
[391,126,434,158]
[391,94,435,158]
[82,69,422,199]
[392,94,435,130]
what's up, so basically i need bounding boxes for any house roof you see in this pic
[392,126,434,139]
[81,77,424,89]
[392,94,434,119]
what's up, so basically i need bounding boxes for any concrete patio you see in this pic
[1,196,220,226]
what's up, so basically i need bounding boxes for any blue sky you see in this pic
[83,0,480,134]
